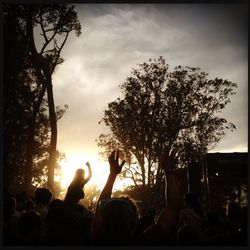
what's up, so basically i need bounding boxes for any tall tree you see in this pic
[12,3,81,192]
[3,4,74,194]
[98,57,237,191]
[4,5,41,194]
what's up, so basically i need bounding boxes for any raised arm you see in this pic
[83,162,92,185]
[161,148,181,210]
[91,150,125,243]
[155,148,181,236]
[96,150,125,206]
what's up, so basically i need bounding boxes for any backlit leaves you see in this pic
[98,56,237,186]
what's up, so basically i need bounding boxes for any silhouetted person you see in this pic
[16,211,42,245]
[46,199,65,224]
[25,199,35,211]
[93,196,139,245]
[177,192,203,233]
[91,150,139,245]
[203,211,224,243]
[3,196,20,245]
[138,148,181,245]
[46,215,83,246]
[214,201,245,245]
[204,202,245,246]
[91,150,132,244]
[64,162,92,208]
[92,148,182,246]
[226,201,241,232]
[135,212,155,238]
[34,188,53,219]
[16,192,27,211]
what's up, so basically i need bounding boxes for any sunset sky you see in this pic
[48,4,248,189]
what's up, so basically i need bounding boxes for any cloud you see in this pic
[52,4,247,156]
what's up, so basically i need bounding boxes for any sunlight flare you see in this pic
[59,153,109,190]
[59,153,133,192]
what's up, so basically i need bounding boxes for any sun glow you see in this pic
[59,154,109,190]
[59,153,134,193]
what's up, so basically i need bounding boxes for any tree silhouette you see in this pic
[5,3,81,192]
[4,3,80,194]
[98,57,237,192]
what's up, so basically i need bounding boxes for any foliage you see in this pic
[82,185,101,210]
[17,3,82,192]
[98,56,237,189]
[3,4,72,194]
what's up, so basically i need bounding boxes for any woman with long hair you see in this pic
[64,162,92,208]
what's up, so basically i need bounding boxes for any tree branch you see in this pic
[39,12,48,44]
[125,168,139,188]
[40,29,58,55]
[51,31,69,73]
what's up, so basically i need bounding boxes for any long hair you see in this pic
[72,169,85,184]
[64,169,85,206]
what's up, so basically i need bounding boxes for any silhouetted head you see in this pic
[95,196,139,244]
[46,199,65,223]
[35,188,53,206]
[73,169,85,183]
[7,196,16,214]
[17,211,42,244]
[25,199,35,211]
[46,215,83,246]
[75,204,88,217]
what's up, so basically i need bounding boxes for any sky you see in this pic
[50,4,248,189]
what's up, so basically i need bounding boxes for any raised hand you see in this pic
[108,150,126,175]
[155,147,181,235]
[161,147,178,173]
[84,161,92,183]
[95,150,126,205]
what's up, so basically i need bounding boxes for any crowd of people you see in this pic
[3,149,247,246]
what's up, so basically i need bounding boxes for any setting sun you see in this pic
[58,153,134,193]
[59,154,109,190]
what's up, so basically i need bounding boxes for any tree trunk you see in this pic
[154,161,165,205]
[155,161,162,187]
[24,83,46,194]
[24,125,35,193]
[147,153,152,187]
[140,155,146,187]
[46,77,57,192]
[25,5,72,193]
